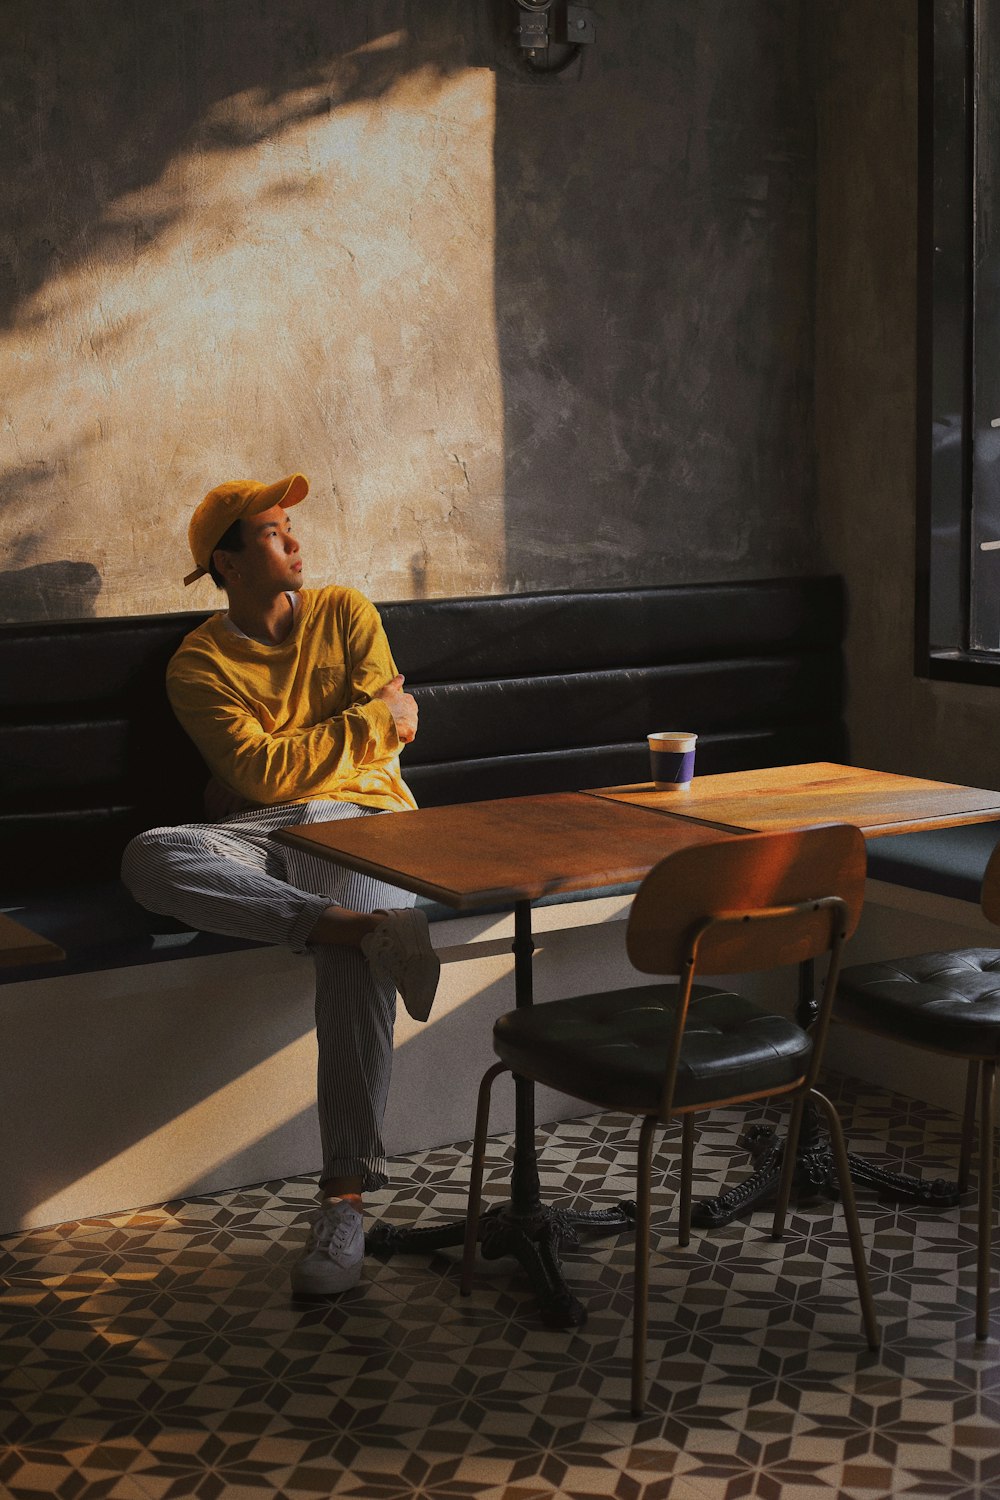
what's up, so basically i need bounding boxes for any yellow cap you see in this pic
[184,473,309,585]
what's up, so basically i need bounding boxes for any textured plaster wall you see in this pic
[494,3,819,590]
[2,1,821,624]
[816,2,1000,786]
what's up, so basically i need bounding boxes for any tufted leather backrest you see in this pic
[0,577,846,895]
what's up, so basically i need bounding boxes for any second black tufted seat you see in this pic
[835,951,1000,1057]
[835,842,1000,1341]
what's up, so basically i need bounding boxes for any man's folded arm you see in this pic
[170,686,400,806]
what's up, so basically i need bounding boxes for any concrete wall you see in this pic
[493,1,818,590]
[1,1,821,623]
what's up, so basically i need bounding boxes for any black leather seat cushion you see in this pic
[837,950,1000,1058]
[0,882,643,986]
[0,882,267,984]
[865,823,1000,905]
[493,985,812,1112]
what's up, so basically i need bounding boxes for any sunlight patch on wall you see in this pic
[1,54,503,619]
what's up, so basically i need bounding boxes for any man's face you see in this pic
[218,504,303,596]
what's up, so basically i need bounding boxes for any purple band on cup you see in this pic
[650,748,696,786]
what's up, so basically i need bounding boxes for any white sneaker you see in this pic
[361,907,441,1023]
[290,1199,364,1296]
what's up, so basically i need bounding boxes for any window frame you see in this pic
[915,0,1000,684]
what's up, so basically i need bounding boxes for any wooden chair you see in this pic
[835,839,1000,1341]
[460,824,879,1417]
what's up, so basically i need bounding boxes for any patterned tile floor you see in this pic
[3,1072,1000,1500]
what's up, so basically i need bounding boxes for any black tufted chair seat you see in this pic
[494,986,813,1113]
[836,950,1000,1059]
[461,826,877,1418]
[836,838,1000,1343]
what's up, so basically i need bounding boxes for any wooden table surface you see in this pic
[0,911,65,968]
[275,764,1000,910]
[274,791,725,908]
[585,761,1000,838]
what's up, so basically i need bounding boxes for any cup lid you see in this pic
[648,731,697,746]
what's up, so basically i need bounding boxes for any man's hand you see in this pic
[375,673,418,744]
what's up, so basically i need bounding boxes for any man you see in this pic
[122,472,439,1296]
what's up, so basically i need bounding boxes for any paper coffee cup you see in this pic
[648,731,697,790]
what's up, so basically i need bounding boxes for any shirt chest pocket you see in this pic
[309,666,347,717]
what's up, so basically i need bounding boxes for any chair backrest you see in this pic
[626,824,867,976]
[982,838,1000,925]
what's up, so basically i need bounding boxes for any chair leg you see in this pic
[631,1115,659,1420]
[461,1062,509,1297]
[678,1113,694,1248]
[772,1095,807,1242]
[976,1061,996,1341]
[811,1087,879,1350]
[959,1061,980,1194]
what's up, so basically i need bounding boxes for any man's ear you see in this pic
[212,548,238,584]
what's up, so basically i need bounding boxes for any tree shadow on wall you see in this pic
[0,563,103,622]
[1,0,496,330]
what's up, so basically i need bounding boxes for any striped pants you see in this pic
[120,801,415,1193]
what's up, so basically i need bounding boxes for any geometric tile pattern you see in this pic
[2,1070,999,1500]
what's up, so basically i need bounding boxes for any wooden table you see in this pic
[0,911,64,968]
[276,763,1000,1325]
[277,791,726,908]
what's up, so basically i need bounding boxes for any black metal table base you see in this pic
[691,1118,961,1230]
[692,958,964,1230]
[366,902,638,1328]
[367,1199,637,1328]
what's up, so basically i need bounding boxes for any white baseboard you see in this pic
[0,899,639,1233]
[4,877,986,1233]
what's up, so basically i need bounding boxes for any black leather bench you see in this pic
[1,577,849,984]
[864,822,1000,906]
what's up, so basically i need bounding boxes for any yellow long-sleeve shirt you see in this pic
[166,586,418,812]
